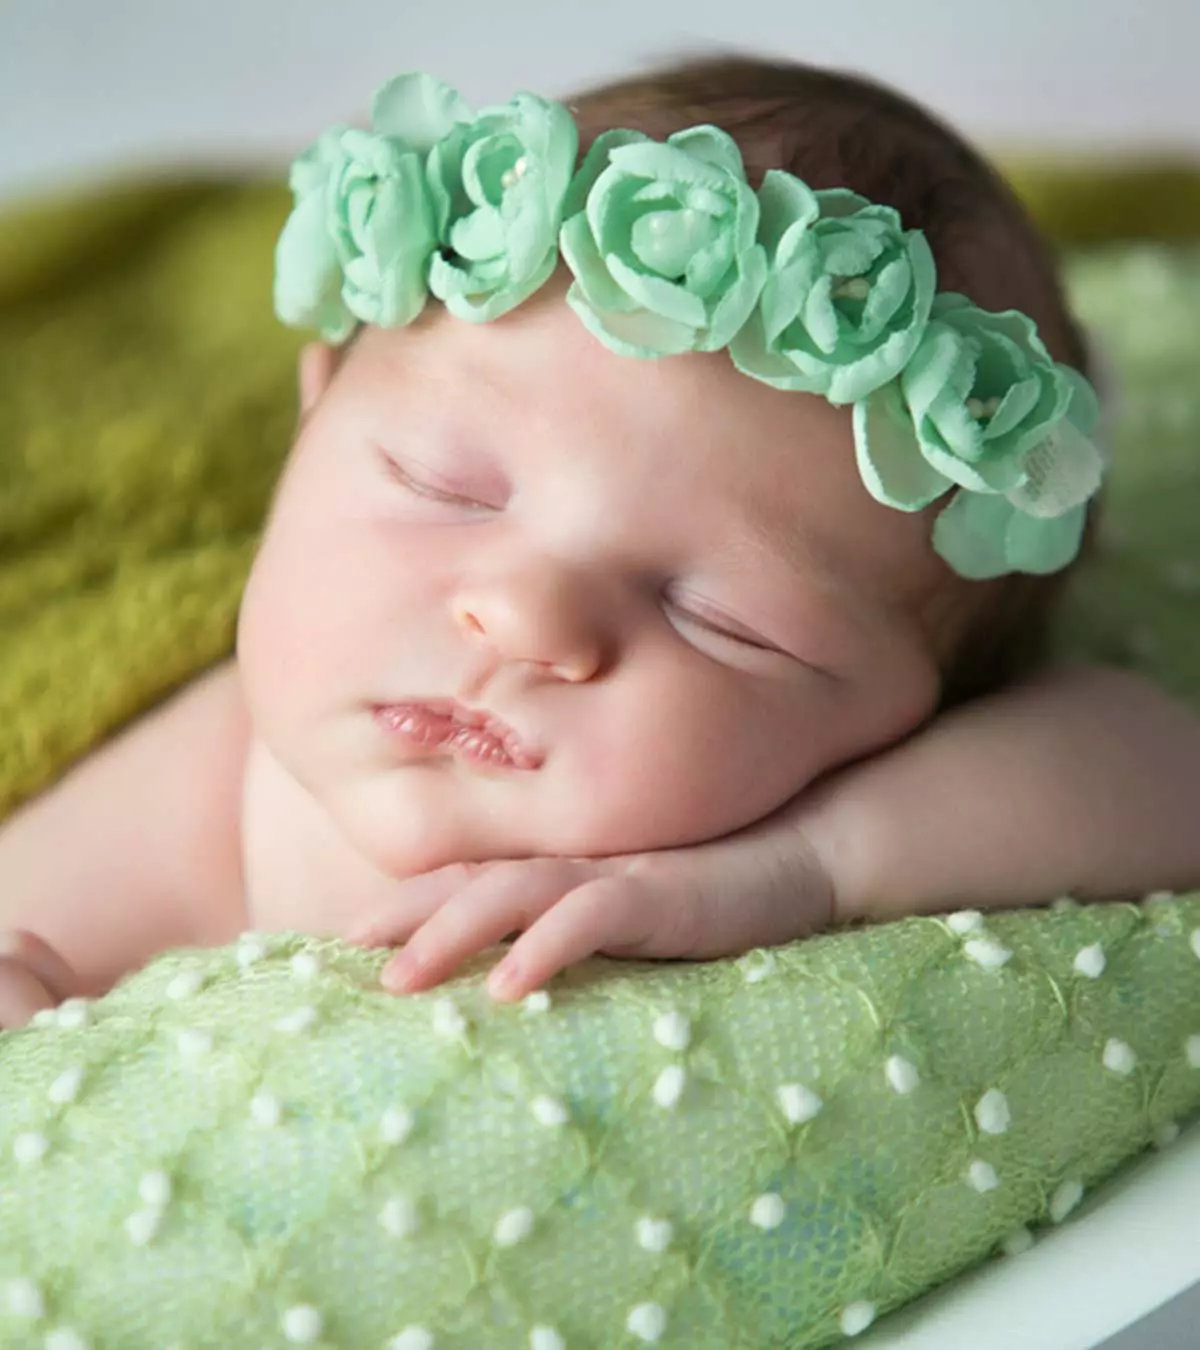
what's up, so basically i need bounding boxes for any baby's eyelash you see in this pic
[378,449,493,509]
[668,599,775,651]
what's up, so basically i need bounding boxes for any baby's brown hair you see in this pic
[562,53,1099,708]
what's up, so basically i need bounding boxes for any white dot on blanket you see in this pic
[250,1091,281,1128]
[653,1010,691,1051]
[166,970,204,1001]
[290,952,322,981]
[1050,1179,1084,1223]
[386,1329,434,1350]
[494,1207,535,1247]
[43,1329,90,1350]
[531,1095,569,1127]
[636,1217,673,1252]
[1001,1226,1035,1256]
[13,1132,49,1166]
[282,1305,323,1343]
[31,1008,58,1028]
[55,998,91,1030]
[840,1302,876,1336]
[380,1106,415,1145]
[946,910,984,935]
[652,1064,686,1109]
[139,1170,172,1207]
[750,1193,786,1229]
[47,1066,84,1104]
[236,935,268,968]
[523,990,552,1013]
[1190,929,1200,960]
[1186,1036,1200,1068]
[739,949,777,983]
[777,1082,823,1124]
[967,1160,999,1193]
[125,1207,162,1247]
[1154,1121,1181,1149]
[1073,944,1106,978]
[1103,1039,1137,1075]
[176,1027,213,1058]
[274,1006,317,1035]
[380,1196,420,1238]
[964,936,1012,971]
[530,1327,566,1350]
[626,1302,667,1342]
[432,998,468,1039]
[974,1089,1011,1135]
[885,1056,920,1094]
[5,1276,44,1319]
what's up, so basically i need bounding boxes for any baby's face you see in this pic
[237,278,944,878]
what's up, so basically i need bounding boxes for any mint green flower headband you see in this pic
[274,72,1106,580]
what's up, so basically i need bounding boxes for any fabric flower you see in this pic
[930,367,1101,576]
[730,178,937,404]
[274,73,471,341]
[425,92,578,321]
[558,126,768,357]
[853,293,1104,507]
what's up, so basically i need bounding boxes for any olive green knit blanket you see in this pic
[0,177,1199,1350]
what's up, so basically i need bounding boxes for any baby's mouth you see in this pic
[373,701,543,771]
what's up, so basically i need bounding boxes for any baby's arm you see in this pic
[0,659,250,1019]
[799,662,1200,924]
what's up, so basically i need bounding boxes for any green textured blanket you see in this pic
[1,177,1199,1350]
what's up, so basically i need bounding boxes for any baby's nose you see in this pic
[452,564,611,682]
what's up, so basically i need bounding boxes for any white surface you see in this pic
[1,4,1198,1346]
[862,1118,1200,1348]
[1,0,1198,203]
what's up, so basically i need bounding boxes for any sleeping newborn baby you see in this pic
[3,55,1200,1026]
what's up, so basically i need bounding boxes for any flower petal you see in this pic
[703,246,767,350]
[562,129,647,218]
[371,72,472,150]
[931,491,1016,578]
[1003,502,1087,574]
[274,190,355,340]
[853,384,953,511]
[1007,417,1105,517]
[449,206,506,262]
[729,307,821,389]
[667,124,748,178]
[608,140,733,194]
[606,253,707,329]
[757,169,819,257]
[565,282,695,357]
[559,212,632,313]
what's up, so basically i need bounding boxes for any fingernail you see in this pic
[487,959,519,999]
[382,953,414,992]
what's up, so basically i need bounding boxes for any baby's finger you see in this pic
[0,929,76,1003]
[0,957,57,1030]
[347,863,488,946]
[381,861,569,993]
[486,875,655,1001]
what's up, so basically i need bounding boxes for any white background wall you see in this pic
[2,0,1198,204]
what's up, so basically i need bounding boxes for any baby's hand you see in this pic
[0,929,80,1030]
[346,819,834,1002]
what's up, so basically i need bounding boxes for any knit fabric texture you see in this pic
[0,175,1199,1349]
